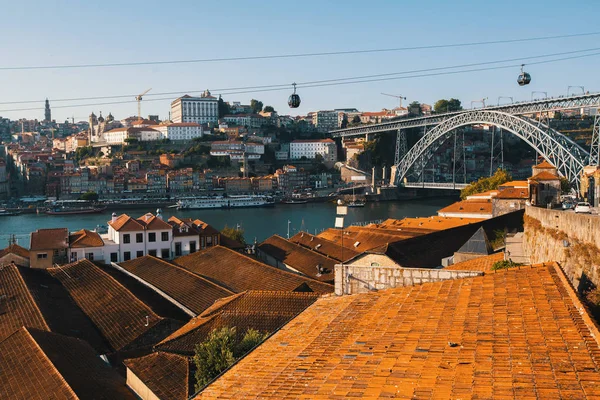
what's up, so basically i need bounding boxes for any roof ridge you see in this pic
[155,313,220,349]
[6,265,51,332]
[21,327,79,399]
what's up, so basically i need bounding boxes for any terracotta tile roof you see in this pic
[68,229,104,248]
[258,235,336,282]
[378,216,484,231]
[168,216,201,237]
[108,214,145,232]
[174,246,333,294]
[0,243,30,259]
[530,170,560,181]
[446,252,505,272]
[219,234,246,250]
[499,180,529,188]
[192,219,221,236]
[535,160,556,169]
[289,232,360,262]
[0,327,136,400]
[317,226,424,252]
[196,263,600,399]
[117,256,234,316]
[0,265,49,342]
[124,352,190,400]
[495,187,529,199]
[156,291,319,356]
[137,213,172,230]
[30,228,69,251]
[47,259,166,352]
[437,199,493,216]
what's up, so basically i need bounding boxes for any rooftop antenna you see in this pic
[381,93,407,108]
[144,315,149,327]
[135,88,152,120]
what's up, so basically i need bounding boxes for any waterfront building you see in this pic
[274,165,309,193]
[171,91,218,125]
[29,228,69,268]
[146,170,168,194]
[527,161,561,207]
[0,158,9,199]
[167,168,195,193]
[290,139,337,163]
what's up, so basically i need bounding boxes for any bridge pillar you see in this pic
[591,110,600,166]
[390,165,398,186]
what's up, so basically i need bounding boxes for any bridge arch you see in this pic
[395,110,589,186]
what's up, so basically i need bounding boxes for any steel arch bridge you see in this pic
[392,110,589,186]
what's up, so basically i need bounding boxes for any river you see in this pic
[0,197,455,248]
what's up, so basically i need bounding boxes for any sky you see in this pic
[0,0,599,122]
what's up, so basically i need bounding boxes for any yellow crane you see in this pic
[135,88,152,120]
[381,93,406,108]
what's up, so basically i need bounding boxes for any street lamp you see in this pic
[568,86,585,96]
[497,96,514,106]
[531,91,547,101]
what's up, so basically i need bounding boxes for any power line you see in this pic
[0,50,598,114]
[1,47,599,106]
[1,31,599,71]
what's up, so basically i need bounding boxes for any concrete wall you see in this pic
[523,206,600,292]
[334,264,482,295]
[126,369,160,400]
[0,254,29,267]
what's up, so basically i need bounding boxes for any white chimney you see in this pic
[111,212,117,223]
[156,208,163,220]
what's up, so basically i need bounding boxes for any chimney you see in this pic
[371,167,376,191]
[156,208,163,220]
[382,166,386,182]
[111,212,117,223]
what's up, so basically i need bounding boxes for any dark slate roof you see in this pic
[456,226,493,255]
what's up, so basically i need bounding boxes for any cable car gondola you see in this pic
[288,82,301,108]
[517,64,531,86]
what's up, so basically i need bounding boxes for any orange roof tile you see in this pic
[196,263,600,399]
[108,214,145,232]
[124,352,190,400]
[289,232,359,262]
[68,229,104,248]
[0,265,49,342]
[498,180,529,188]
[446,252,505,272]
[30,228,69,251]
[118,256,234,316]
[0,327,136,400]
[494,187,529,199]
[258,235,336,282]
[174,246,333,294]
[437,199,493,216]
[535,160,556,169]
[530,171,560,181]
[137,213,172,230]
[47,260,170,352]
[156,291,319,356]
[0,243,30,259]
[379,216,485,231]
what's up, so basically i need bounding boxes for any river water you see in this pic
[0,197,455,248]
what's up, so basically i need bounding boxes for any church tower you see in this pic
[44,98,51,122]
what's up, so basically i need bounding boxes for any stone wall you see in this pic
[523,206,600,292]
[334,264,482,295]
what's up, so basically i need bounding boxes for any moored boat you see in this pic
[177,195,274,210]
[45,206,107,215]
[0,209,21,216]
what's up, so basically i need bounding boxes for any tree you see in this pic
[79,191,99,201]
[560,177,571,193]
[408,101,422,116]
[250,99,263,114]
[218,97,231,119]
[352,115,361,124]
[448,98,463,112]
[434,98,463,113]
[340,114,348,129]
[460,169,512,200]
[263,105,275,113]
[221,225,246,245]
[194,327,268,390]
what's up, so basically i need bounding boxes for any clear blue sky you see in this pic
[0,0,598,122]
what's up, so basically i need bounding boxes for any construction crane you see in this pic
[135,88,152,120]
[381,93,407,108]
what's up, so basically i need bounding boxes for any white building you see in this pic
[171,90,219,125]
[106,211,173,261]
[222,114,267,128]
[102,127,165,144]
[155,122,203,141]
[68,229,118,263]
[290,139,337,163]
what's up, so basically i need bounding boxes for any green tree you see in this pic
[434,99,449,113]
[560,177,571,193]
[448,98,463,112]
[408,101,422,116]
[263,105,275,113]
[218,97,231,119]
[79,191,99,201]
[194,327,268,390]
[352,115,361,124]
[250,99,263,114]
[460,169,512,200]
[221,224,246,245]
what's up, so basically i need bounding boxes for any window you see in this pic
[37,253,48,259]
[124,251,131,261]
[149,232,156,242]
[206,236,212,246]
[370,262,380,267]
[70,253,78,262]
[175,242,182,257]
[137,250,144,258]
[110,253,118,262]
[161,232,169,241]
[123,234,130,244]
[86,253,94,261]
[136,233,143,243]
[161,248,170,259]
[190,241,197,253]
[201,237,205,248]
[149,249,157,257]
